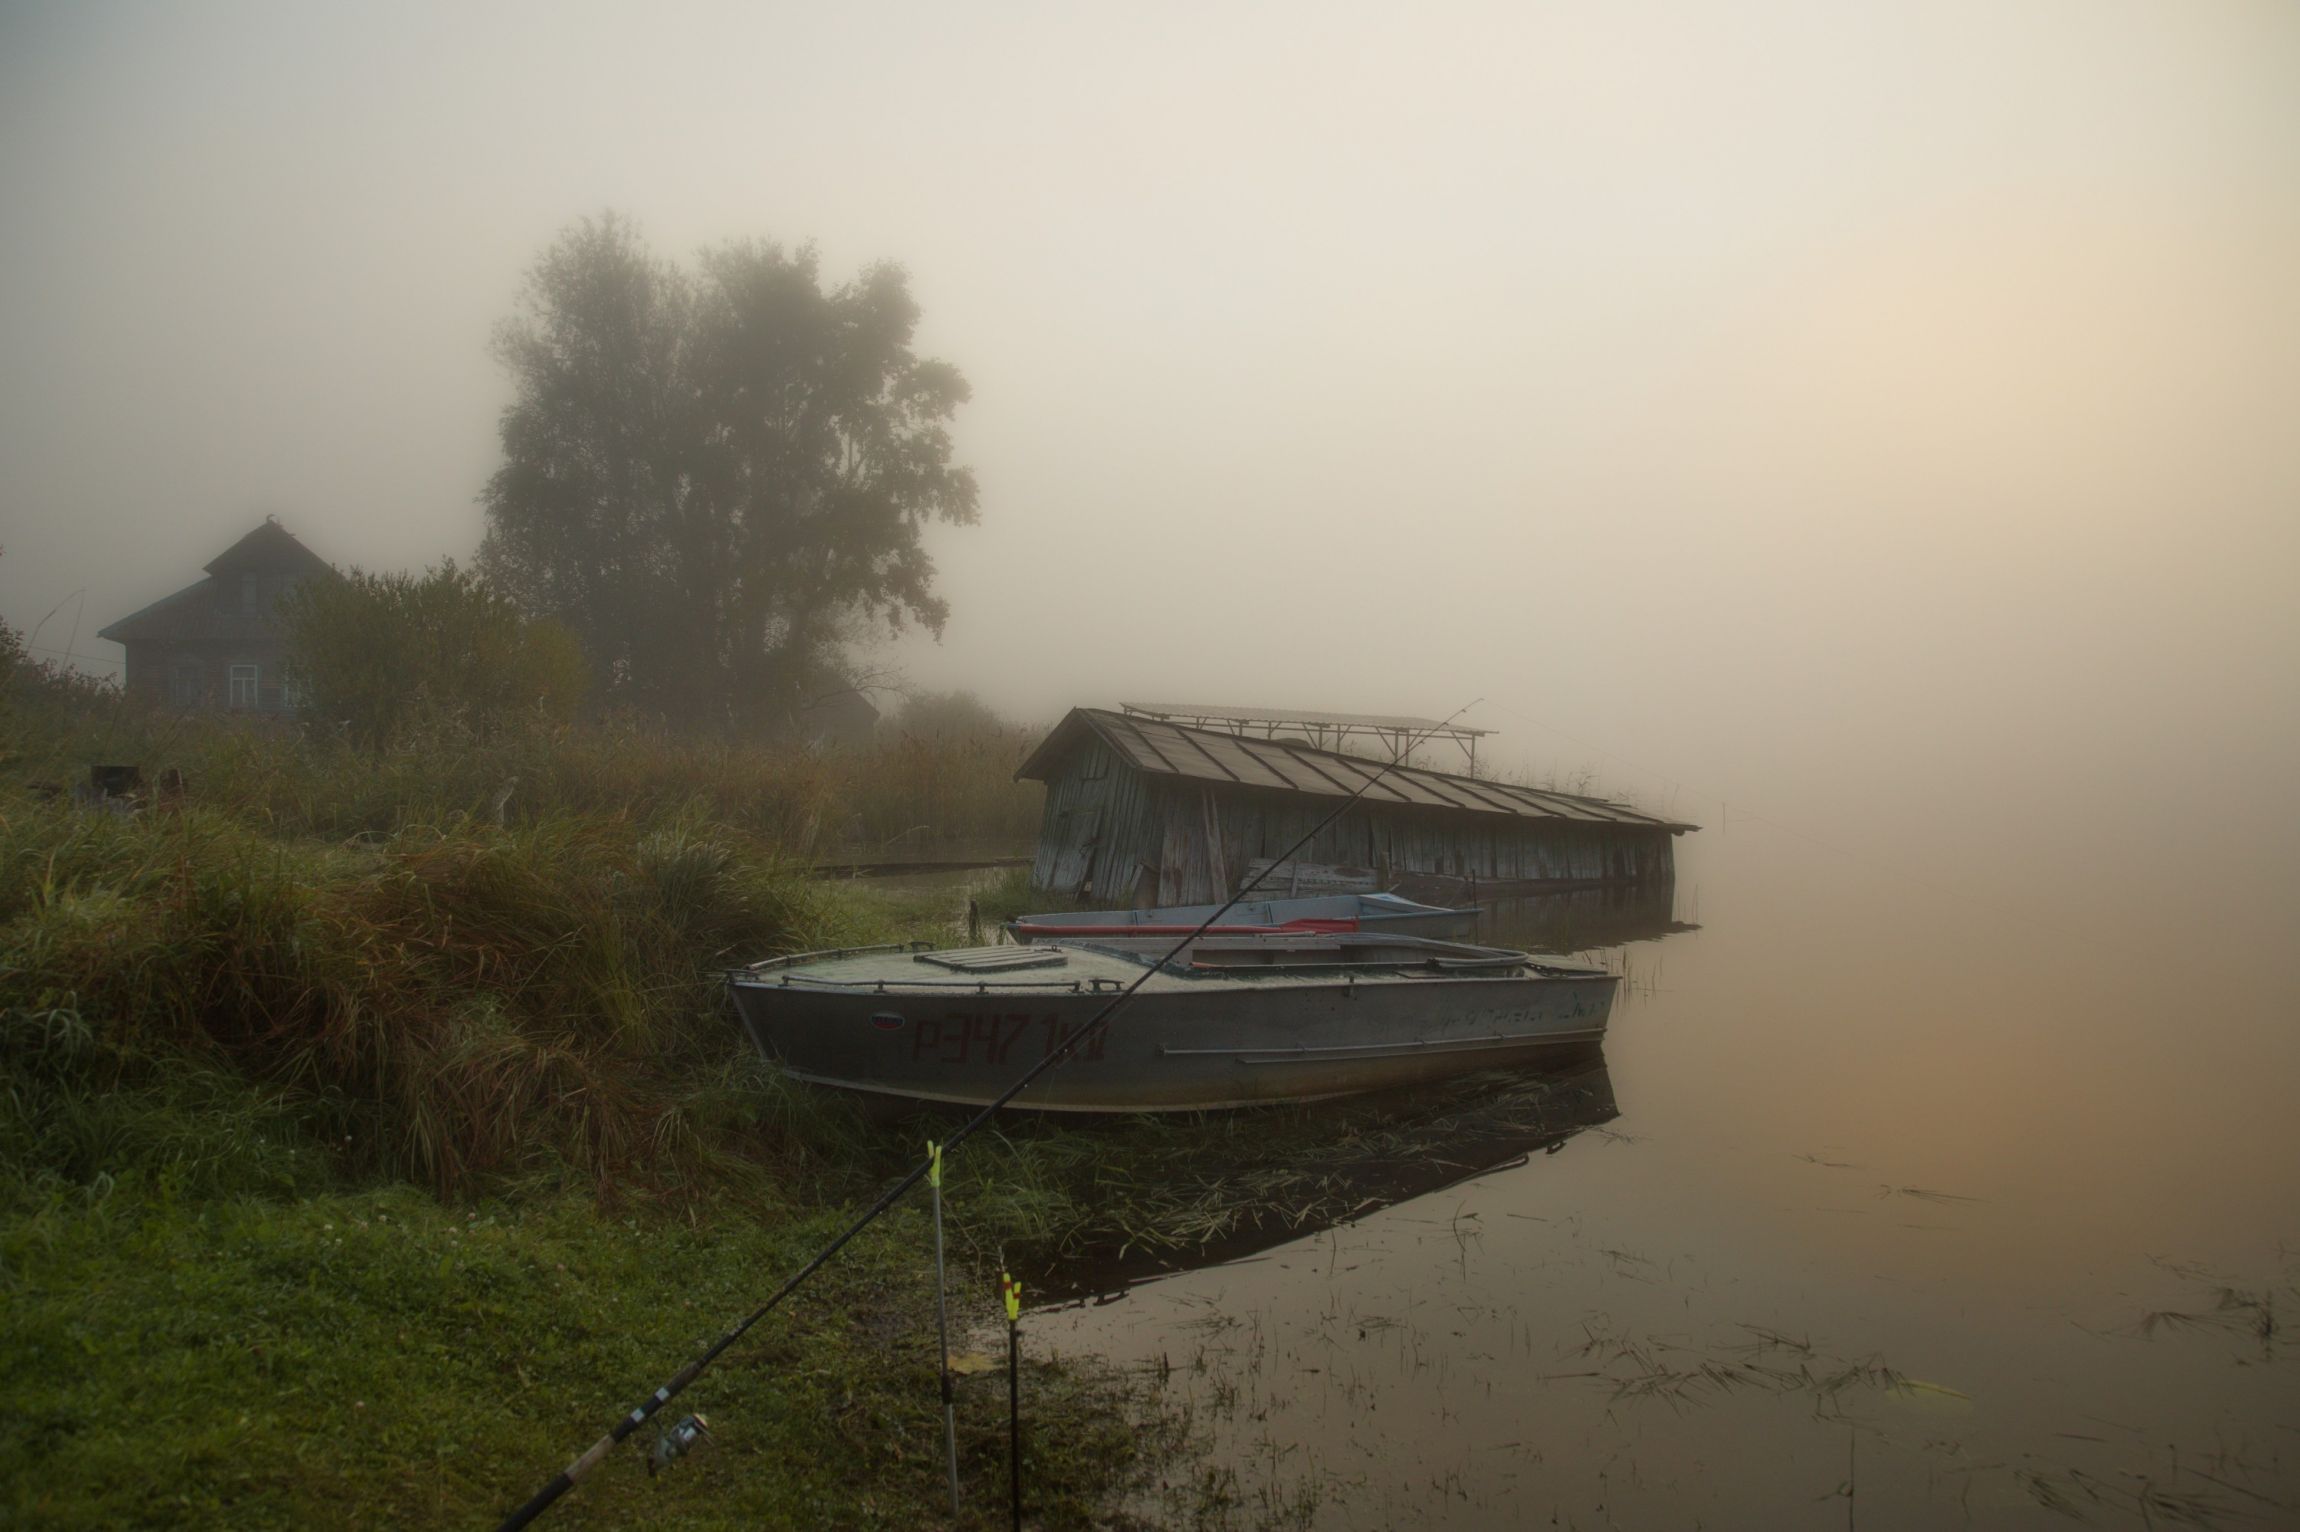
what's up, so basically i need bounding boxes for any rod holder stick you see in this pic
[1002,1272,1023,1531]
[930,1142,960,1515]
[1007,1318,1021,1529]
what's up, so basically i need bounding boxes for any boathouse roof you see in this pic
[1017,708,1697,832]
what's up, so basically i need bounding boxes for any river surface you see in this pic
[1024,823,2300,1528]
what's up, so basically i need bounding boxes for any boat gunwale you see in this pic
[727,963,1617,998]
[736,940,936,974]
[740,972,1126,993]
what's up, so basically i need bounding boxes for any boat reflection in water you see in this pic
[1473,880,1697,955]
[1039,1058,1618,1302]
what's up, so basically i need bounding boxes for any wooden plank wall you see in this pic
[1032,754,1680,906]
[1028,739,1163,903]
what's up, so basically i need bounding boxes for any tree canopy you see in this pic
[478,214,979,734]
[280,562,585,750]
[881,688,1016,744]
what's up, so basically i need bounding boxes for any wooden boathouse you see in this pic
[1015,705,1697,906]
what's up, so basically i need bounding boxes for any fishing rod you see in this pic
[494,701,1484,1529]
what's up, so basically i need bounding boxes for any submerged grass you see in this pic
[2117,1258,2294,1363]
[1548,1318,1942,1419]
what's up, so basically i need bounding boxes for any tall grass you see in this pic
[2,705,1040,852]
[0,796,875,1204]
[836,722,1043,848]
[0,675,1051,1214]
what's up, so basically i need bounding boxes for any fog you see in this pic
[5,0,2295,932]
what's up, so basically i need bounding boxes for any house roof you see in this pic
[98,519,333,643]
[1017,708,1698,832]
[203,519,331,577]
[97,580,210,642]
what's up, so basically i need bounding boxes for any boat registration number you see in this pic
[908,1012,1108,1066]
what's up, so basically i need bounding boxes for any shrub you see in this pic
[278,560,585,751]
[0,799,843,1201]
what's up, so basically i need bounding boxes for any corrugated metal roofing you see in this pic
[1019,709,1697,832]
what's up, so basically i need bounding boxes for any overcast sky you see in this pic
[3,0,2294,901]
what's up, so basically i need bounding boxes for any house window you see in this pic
[229,664,259,708]
[1079,748,1108,781]
[171,663,203,707]
[241,573,261,614]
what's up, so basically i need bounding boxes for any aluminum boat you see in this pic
[725,932,1615,1112]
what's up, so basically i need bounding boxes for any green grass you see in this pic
[969,866,1047,926]
[0,1186,1159,1529]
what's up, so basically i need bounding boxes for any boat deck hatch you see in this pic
[913,947,1069,973]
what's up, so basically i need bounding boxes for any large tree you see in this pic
[479,214,979,733]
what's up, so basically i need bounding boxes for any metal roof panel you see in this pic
[1024,709,1697,831]
[1119,701,1491,736]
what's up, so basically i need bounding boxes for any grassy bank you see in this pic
[0,689,1207,1527]
[0,775,1163,1526]
[4,1187,1157,1530]
[0,687,1466,1526]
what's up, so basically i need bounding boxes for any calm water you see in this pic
[1027,824,2300,1527]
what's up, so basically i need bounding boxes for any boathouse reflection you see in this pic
[1473,881,1697,953]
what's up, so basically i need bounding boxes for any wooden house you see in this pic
[791,685,881,748]
[1015,706,1697,906]
[98,519,332,714]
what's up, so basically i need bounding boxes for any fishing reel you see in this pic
[647,1413,712,1477]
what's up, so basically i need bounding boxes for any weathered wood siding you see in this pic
[1031,757,1679,905]
[1028,738,1164,901]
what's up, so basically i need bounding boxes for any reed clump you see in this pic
[836,722,1043,848]
[0,794,878,1206]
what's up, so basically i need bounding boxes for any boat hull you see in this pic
[727,964,1613,1112]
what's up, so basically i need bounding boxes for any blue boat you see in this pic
[1006,891,1476,943]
